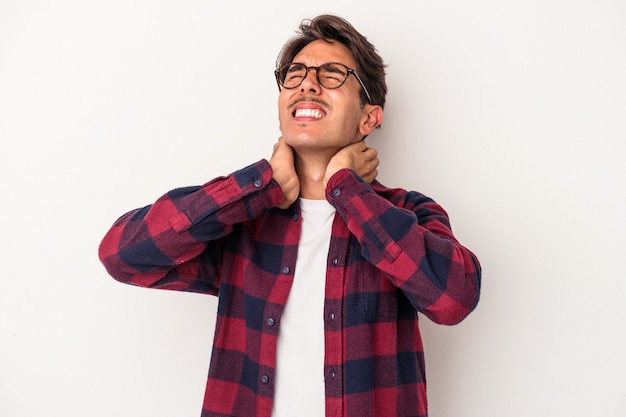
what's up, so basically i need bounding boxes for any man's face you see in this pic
[277,39,370,155]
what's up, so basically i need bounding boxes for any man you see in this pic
[99,14,481,417]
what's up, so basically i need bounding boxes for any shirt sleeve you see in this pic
[98,159,284,295]
[325,168,482,325]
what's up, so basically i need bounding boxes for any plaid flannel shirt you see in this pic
[99,160,481,417]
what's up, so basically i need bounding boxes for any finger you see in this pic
[354,140,368,151]
[272,142,281,157]
[362,149,378,163]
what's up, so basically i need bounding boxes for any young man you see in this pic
[99,14,481,417]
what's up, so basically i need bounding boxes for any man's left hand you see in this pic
[324,140,379,188]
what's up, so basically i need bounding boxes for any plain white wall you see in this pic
[1,1,624,416]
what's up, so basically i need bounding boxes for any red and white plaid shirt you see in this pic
[99,160,481,417]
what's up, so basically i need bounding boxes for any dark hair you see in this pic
[276,14,387,108]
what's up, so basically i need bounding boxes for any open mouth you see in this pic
[293,108,326,119]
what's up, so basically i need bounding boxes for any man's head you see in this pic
[276,15,387,109]
[275,15,386,155]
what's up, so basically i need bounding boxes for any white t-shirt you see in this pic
[272,198,336,417]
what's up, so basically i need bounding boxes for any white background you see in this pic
[1,1,625,416]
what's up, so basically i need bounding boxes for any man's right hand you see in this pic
[269,137,300,209]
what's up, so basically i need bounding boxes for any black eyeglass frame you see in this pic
[274,62,373,105]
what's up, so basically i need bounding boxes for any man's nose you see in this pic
[299,67,321,94]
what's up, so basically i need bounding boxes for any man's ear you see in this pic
[359,105,383,136]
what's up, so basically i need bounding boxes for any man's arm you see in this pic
[98,160,284,294]
[325,150,481,325]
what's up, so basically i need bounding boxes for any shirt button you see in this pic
[330,369,336,379]
[281,266,290,274]
[266,317,275,327]
[330,313,335,321]
[332,188,341,197]
[253,179,263,188]
[292,214,299,221]
[332,258,338,265]
[261,375,269,384]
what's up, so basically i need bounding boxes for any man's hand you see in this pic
[324,140,379,188]
[269,137,300,209]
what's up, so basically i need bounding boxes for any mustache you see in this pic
[287,96,331,111]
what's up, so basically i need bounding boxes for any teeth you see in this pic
[295,108,324,119]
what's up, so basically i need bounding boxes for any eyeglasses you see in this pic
[274,62,373,105]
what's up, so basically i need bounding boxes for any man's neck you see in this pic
[294,151,332,200]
